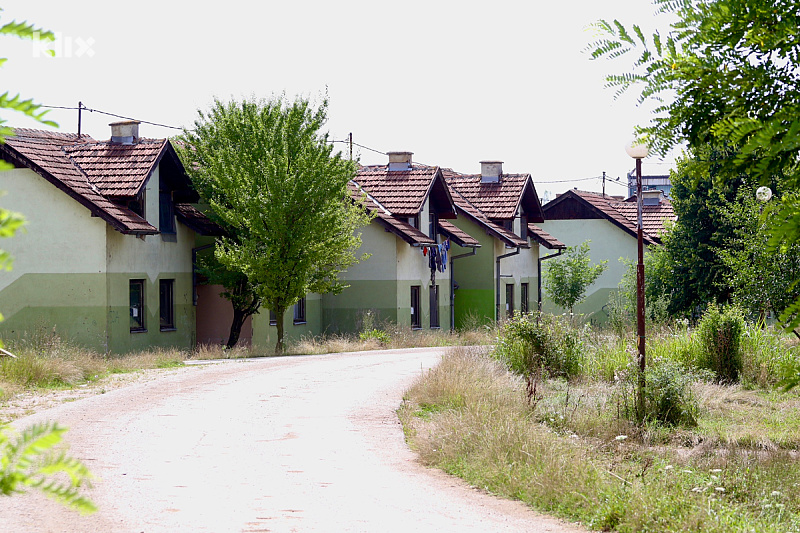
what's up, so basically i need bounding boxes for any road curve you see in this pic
[1,347,583,532]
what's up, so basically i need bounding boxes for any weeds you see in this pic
[401,346,800,532]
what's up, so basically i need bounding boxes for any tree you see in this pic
[656,144,755,316]
[718,186,800,321]
[543,241,607,315]
[588,0,800,327]
[196,253,261,349]
[178,96,371,353]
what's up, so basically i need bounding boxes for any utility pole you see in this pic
[602,171,606,197]
[349,132,353,161]
[77,101,83,138]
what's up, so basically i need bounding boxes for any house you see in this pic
[540,189,676,320]
[0,122,213,353]
[287,151,465,337]
[443,162,564,328]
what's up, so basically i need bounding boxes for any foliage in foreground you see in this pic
[0,421,95,514]
[401,346,800,532]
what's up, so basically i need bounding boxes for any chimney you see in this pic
[642,189,664,206]
[109,120,140,145]
[387,151,413,172]
[480,161,503,183]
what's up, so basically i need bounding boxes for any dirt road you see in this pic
[0,348,583,532]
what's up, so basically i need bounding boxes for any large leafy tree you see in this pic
[179,96,370,353]
[589,0,800,327]
[658,144,753,315]
[718,186,800,321]
[543,241,607,315]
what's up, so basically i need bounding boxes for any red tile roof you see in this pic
[542,190,676,244]
[612,197,676,238]
[528,224,566,250]
[448,187,529,248]
[1,129,159,234]
[348,181,436,246]
[443,170,532,220]
[355,165,440,217]
[63,138,167,197]
[175,204,223,236]
[438,220,480,247]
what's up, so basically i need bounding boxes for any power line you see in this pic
[40,103,183,130]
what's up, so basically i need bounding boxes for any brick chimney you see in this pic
[387,151,413,172]
[109,120,140,145]
[480,161,503,183]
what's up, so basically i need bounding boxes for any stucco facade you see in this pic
[538,219,639,321]
[0,165,196,353]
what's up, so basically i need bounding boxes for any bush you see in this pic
[359,328,391,345]
[696,304,745,383]
[493,312,584,380]
[616,358,701,427]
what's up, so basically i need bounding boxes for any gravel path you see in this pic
[0,348,584,532]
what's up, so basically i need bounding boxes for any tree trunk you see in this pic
[225,307,248,349]
[275,308,285,354]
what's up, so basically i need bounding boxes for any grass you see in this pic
[0,322,495,402]
[400,324,800,532]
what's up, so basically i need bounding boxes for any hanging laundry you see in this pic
[422,247,428,256]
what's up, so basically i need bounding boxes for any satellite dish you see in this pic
[756,186,773,203]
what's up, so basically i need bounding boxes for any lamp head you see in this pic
[625,141,649,160]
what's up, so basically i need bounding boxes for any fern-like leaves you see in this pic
[0,421,96,514]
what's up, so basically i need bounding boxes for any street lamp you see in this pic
[626,140,648,423]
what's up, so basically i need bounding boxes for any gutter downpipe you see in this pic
[496,247,521,322]
[449,247,477,331]
[538,249,564,313]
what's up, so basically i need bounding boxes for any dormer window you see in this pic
[127,192,145,218]
[159,189,175,234]
[407,215,418,229]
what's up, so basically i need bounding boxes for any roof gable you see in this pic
[542,190,675,244]
[0,128,196,235]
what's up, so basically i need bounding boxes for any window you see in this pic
[269,309,277,326]
[410,285,421,329]
[407,216,418,229]
[293,297,306,324]
[506,283,514,319]
[521,282,529,314]
[159,190,175,234]
[428,212,439,239]
[520,214,528,240]
[429,284,440,328]
[130,279,146,332]
[159,279,175,331]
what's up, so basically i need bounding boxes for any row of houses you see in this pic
[0,123,674,353]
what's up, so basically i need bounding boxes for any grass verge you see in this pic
[400,346,800,532]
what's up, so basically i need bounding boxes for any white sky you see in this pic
[2,0,678,199]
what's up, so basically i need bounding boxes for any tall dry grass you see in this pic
[400,346,800,532]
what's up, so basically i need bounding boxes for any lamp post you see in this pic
[626,140,648,423]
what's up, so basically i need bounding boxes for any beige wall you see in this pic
[539,218,638,320]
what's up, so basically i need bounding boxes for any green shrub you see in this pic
[616,358,701,426]
[359,328,391,345]
[493,312,584,380]
[696,304,745,383]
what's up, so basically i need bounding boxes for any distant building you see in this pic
[627,169,672,198]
